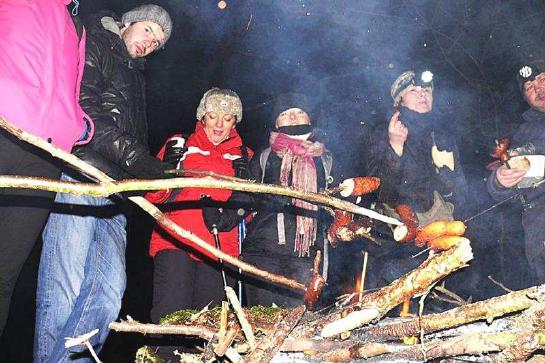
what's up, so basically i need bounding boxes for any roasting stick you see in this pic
[359,251,369,302]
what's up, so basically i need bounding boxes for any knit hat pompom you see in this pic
[196,88,243,123]
[122,4,172,47]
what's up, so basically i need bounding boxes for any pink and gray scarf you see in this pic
[270,131,325,256]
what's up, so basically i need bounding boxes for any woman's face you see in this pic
[275,108,311,128]
[401,86,433,113]
[202,112,237,145]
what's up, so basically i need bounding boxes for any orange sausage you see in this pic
[428,236,470,251]
[339,177,381,197]
[415,220,466,245]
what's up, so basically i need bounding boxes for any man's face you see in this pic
[121,20,165,58]
[524,73,545,112]
[202,112,237,145]
[401,86,433,113]
[275,108,311,128]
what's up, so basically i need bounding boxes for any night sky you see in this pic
[2,1,545,361]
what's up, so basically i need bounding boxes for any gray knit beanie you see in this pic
[122,4,172,47]
[196,88,243,123]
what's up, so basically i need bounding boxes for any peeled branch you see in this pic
[339,177,381,197]
[415,220,466,246]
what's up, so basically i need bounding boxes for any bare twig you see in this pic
[108,319,214,340]
[64,329,102,363]
[434,284,470,305]
[225,286,256,349]
[488,275,514,293]
[214,325,239,357]
[359,251,369,302]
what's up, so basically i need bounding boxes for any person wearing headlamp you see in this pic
[368,70,468,224]
[366,70,468,290]
[488,61,545,283]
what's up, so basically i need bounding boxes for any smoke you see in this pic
[79,0,545,292]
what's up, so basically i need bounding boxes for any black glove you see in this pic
[202,206,222,232]
[163,137,187,168]
[126,154,174,179]
[201,195,246,232]
[232,156,248,179]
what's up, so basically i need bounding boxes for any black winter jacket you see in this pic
[72,12,169,180]
[366,108,468,216]
[216,146,333,258]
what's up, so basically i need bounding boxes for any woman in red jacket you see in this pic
[146,88,251,322]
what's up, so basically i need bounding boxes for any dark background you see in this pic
[2,0,545,361]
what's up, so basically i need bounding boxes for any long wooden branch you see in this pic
[0,176,400,224]
[0,117,307,292]
[364,284,545,338]
[108,320,214,340]
[317,329,545,362]
[0,175,399,225]
[316,239,473,337]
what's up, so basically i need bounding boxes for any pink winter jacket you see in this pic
[0,0,93,151]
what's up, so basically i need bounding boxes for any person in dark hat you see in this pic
[34,4,174,362]
[365,70,468,291]
[203,93,335,307]
[488,60,545,284]
[368,70,467,223]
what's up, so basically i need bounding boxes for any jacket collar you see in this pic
[87,11,145,70]
[523,108,545,123]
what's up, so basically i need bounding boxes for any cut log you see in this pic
[319,329,545,362]
[491,331,541,362]
[364,284,545,338]
[315,239,473,337]
[393,329,545,361]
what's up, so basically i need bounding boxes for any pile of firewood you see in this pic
[110,238,545,362]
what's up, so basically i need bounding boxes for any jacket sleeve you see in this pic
[365,127,404,204]
[78,37,169,179]
[450,143,470,217]
[487,168,516,202]
[145,138,177,203]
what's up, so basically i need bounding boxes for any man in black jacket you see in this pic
[34,5,173,362]
[488,61,545,284]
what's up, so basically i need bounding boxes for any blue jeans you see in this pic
[34,173,127,363]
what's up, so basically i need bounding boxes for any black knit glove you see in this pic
[201,196,245,232]
[202,207,222,232]
[232,157,248,179]
[163,137,188,168]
